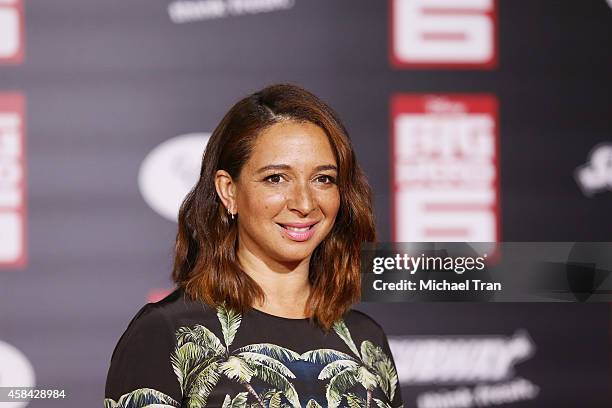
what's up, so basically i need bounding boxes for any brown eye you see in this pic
[264,174,284,184]
[316,175,336,184]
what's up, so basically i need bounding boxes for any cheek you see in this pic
[241,189,286,216]
[319,190,341,216]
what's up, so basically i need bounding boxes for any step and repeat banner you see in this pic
[1,0,611,407]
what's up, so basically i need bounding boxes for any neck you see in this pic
[237,243,312,319]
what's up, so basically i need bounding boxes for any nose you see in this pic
[287,181,316,215]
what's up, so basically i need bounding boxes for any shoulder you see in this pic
[105,292,192,405]
[339,309,404,407]
[342,308,386,336]
[337,308,392,351]
[110,287,207,361]
[108,303,172,364]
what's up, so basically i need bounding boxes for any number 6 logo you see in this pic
[391,0,497,69]
[0,0,24,64]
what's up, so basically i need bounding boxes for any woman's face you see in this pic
[234,120,341,267]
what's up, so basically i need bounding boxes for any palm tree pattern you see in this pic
[104,305,401,408]
[301,320,400,408]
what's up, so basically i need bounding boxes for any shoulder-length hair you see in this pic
[172,83,376,330]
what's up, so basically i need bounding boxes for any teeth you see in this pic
[285,226,310,232]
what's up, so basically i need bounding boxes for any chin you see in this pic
[276,248,314,263]
[272,244,319,264]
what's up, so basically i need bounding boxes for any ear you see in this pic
[214,169,237,214]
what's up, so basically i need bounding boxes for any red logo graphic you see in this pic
[0,0,24,64]
[147,288,173,303]
[391,94,500,242]
[390,0,497,69]
[0,93,26,268]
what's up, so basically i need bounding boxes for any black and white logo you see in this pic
[0,340,35,408]
[168,0,295,23]
[138,133,210,221]
[389,331,539,408]
[575,143,612,196]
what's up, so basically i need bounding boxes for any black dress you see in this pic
[104,288,403,408]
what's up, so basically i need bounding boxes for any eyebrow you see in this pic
[255,164,338,174]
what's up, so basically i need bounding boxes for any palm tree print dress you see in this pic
[104,288,403,408]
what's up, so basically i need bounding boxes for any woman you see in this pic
[104,84,403,408]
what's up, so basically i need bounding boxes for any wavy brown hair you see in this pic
[172,84,376,330]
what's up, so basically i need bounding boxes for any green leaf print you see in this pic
[217,305,242,351]
[317,359,359,380]
[305,398,324,407]
[235,343,302,362]
[186,361,222,407]
[305,319,401,408]
[346,392,366,408]
[300,348,353,365]
[222,392,249,408]
[332,320,360,357]
[373,398,392,408]
[169,304,302,408]
[103,387,180,408]
[268,390,282,408]
[326,366,359,407]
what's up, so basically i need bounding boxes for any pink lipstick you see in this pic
[277,222,318,242]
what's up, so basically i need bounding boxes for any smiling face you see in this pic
[232,120,341,268]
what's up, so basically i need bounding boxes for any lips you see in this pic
[277,221,319,242]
